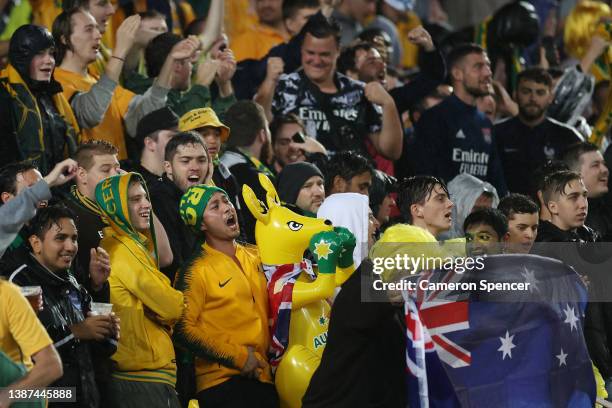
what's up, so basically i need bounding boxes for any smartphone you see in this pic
[292,131,306,143]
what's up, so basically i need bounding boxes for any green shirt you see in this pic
[123,71,236,119]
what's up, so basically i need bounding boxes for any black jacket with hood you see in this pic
[0,25,77,174]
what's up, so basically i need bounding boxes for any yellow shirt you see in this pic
[231,23,287,62]
[101,229,184,386]
[174,242,272,392]
[30,0,114,49]
[398,13,423,70]
[225,0,258,41]
[54,67,134,160]
[0,281,52,369]
[29,0,61,33]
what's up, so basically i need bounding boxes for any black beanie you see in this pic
[276,162,324,205]
[135,107,179,146]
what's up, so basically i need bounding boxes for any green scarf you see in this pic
[237,147,275,180]
[70,184,105,217]
[95,173,158,262]
[179,185,228,234]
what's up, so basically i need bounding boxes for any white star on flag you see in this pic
[563,304,579,332]
[498,330,516,360]
[521,267,539,293]
[556,348,568,367]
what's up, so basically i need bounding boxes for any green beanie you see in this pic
[179,185,228,233]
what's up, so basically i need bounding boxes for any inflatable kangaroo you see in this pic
[243,173,356,408]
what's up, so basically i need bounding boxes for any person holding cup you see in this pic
[4,205,119,408]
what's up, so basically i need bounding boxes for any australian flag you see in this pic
[404,254,597,407]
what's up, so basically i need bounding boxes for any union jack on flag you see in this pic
[263,260,316,368]
[404,269,467,408]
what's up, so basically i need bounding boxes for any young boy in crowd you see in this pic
[396,175,454,238]
[463,208,508,256]
[498,193,539,254]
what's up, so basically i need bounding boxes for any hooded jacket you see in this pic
[0,25,79,174]
[317,193,370,268]
[96,173,184,387]
[443,173,499,240]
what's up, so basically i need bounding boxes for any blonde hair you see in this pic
[564,1,611,59]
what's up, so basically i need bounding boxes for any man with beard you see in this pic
[495,68,582,195]
[412,43,507,195]
[149,132,211,281]
[220,100,275,244]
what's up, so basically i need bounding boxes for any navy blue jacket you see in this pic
[411,94,507,195]
[494,116,581,195]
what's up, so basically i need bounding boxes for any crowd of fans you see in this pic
[2,0,612,407]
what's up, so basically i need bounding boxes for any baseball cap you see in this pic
[135,107,179,142]
[179,108,230,143]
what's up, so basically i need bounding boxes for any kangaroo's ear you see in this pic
[258,173,280,209]
[242,184,270,225]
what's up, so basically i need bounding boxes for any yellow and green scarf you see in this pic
[95,173,158,263]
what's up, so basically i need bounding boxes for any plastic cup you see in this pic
[20,286,42,310]
[89,302,113,316]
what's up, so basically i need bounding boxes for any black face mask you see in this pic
[8,24,56,91]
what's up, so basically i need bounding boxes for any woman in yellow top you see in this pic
[96,172,184,408]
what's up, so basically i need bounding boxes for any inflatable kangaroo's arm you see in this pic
[292,275,337,309]
[291,231,343,308]
[332,226,356,286]
[292,228,357,307]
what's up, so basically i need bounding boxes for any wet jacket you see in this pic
[0,25,79,174]
[441,173,499,240]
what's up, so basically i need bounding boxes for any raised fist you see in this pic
[333,226,356,269]
[309,231,342,274]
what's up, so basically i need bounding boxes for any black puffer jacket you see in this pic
[5,254,116,408]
